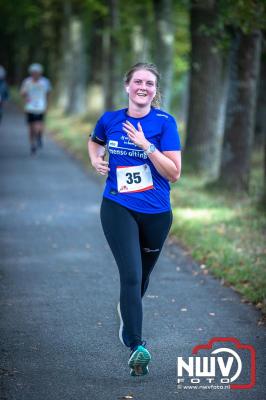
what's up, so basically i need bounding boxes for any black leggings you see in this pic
[100,197,173,349]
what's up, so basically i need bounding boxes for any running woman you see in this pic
[88,63,182,376]
[20,63,52,155]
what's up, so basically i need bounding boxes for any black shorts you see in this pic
[26,113,45,123]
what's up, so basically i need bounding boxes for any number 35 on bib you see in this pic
[116,164,154,193]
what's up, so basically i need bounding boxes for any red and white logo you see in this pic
[177,337,256,390]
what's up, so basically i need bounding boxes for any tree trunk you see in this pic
[255,39,266,147]
[131,2,153,65]
[153,0,174,111]
[65,16,88,115]
[218,30,262,192]
[255,36,266,205]
[263,138,266,206]
[102,0,121,110]
[260,47,266,205]
[131,25,151,63]
[86,13,105,117]
[55,1,72,110]
[184,0,228,181]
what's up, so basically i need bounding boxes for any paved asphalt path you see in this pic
[0,104,265,400]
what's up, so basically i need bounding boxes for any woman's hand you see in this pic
[88,140,109,176]
[122,121,181,183]
[92,157,110,176]
[122,121,150,150]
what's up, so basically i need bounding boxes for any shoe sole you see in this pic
[128,346,151,376]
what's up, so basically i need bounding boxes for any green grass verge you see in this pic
[47,109,266,313]
[47,109,91,163]
[170,168,266,311]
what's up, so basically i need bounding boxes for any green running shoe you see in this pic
[128,343,151,376]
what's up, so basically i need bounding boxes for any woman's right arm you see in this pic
[88,139,110,176]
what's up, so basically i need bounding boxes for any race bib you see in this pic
[116,164,154,193]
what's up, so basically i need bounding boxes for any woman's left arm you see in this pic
[147,149,181,183]
[123,120,181,183]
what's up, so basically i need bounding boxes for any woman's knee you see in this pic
[120,271,141,289]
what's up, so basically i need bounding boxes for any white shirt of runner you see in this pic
[21,77,51,113]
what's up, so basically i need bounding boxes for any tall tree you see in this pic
[153,0,174,111]
[55,1,88,115]
[257,39,266,204]
[218,30,262,191]
[86,10,105,117]
[184,0,229,181]
[255,35,266,147]
[264,135,266,207]
[55,0,72,110]
[102,0,121,110]
[130,1,153,64]
[65,15,88,115]
[215,0,265,192]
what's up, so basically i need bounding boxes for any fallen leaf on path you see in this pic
[30,346,39,351]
